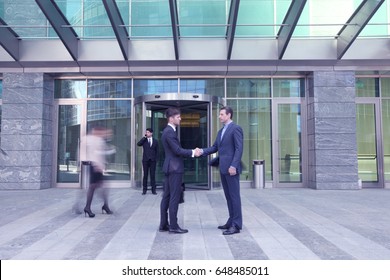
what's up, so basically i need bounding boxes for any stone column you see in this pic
[307,71,359,190]
[0,73,54,189]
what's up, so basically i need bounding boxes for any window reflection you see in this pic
[227,79,271,98]
[87,80,131,98]
[180,79,224,96]
[55,80,87,99]
[133,79,178,97]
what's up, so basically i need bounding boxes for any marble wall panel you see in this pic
[314,133,357,150]
[0,73,54,190]
[313,118,356,134]
[307,71,358,190]
[313,102,356,118]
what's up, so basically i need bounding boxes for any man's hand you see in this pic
[228,166,237,176]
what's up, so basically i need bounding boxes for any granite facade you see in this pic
[0,71,361,190]
[0,73,54,189]
[307,71,359,189]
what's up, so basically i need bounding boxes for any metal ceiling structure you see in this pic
[0,0,389,76]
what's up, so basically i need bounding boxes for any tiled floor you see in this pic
[1,187,390,260]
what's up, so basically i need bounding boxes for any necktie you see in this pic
[148,138,152,147]
[221,125,226,140]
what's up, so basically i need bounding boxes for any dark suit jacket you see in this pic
[137,137,159,161]
[161,125,192,174]
[202,122,244,175]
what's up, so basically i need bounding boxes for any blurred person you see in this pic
[137,128,159,195]
[199,106,244,235]
[82,126,116,218]
[159,107,201,234]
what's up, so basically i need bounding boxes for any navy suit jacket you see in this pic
[137,137,159,161]
[161,125,192,174]
[202,122,243,175]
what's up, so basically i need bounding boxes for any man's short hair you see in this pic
[165,107,181,119]
[146,128,153,133]
[221,106,234,119]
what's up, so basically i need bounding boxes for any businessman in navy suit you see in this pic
[159,107,200,234]
[200,106,244,235]
[137,128,159,195]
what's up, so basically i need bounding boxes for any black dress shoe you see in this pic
[217,224,230,230]
[158,226,169,232]
[169,227,189,234]
[223,226,240,235]
[152,191,157,195]
[142,191,146,195]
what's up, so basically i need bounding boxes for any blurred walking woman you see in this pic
[82,126,116,218]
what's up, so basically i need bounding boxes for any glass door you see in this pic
[134,101,214,190]
[179,104,209,189]
[356,99,383,187]
[273,100,305,187]
[55,101,84,187]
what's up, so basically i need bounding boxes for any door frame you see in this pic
[272,98,307,188]
[53,99,86,189]
[133,93,225,190]
[355,98,384,188]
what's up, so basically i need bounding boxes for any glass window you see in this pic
[381,78,390,97]
[133,79,178,97]
[356,78,379,97]
[273,78,305,97]
[0,80,2,147]
[293,0,360,38]
[178,0,230,37]
[382,100,390,181]
[130,0,172,38]
[55,80,87,99]
[87,100,131,180]
[57,105,82,183]
[356,104,378,182]
[359,2,388,37]
[56,0,115,39]
[180,79,224,96]
[1,0,57,39]
[235,0,291,38]
[227,99,272,181]
[87,80,131,98]
[227,79,271,98]
[277,103,302,183]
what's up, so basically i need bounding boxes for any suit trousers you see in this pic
[160,172,183,229]
[220,173,242,229]
[142,160,157,192]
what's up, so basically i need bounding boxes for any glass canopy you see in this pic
[0,0,389,65]
[0,0,389,40]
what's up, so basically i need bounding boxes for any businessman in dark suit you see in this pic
[159,107,200,234]
[200,106,244,235]
[137,128,159,195]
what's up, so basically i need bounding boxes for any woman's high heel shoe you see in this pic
[84,208,95,218]
[102,205,113,214]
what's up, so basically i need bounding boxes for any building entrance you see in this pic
[133,94,224,190]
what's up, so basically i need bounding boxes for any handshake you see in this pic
[193,148,203,157]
